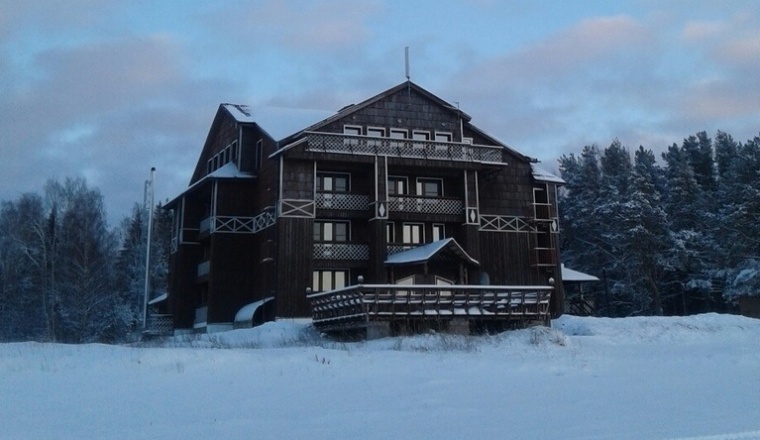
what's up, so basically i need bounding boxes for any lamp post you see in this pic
[142,167,155,331]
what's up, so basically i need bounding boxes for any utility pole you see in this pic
[142,167,156,331]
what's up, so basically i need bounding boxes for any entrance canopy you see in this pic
[385,238,480,267]
[234,297,274,327]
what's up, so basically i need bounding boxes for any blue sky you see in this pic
[1,0,759,226]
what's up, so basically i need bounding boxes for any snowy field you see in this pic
[1,314,759,440]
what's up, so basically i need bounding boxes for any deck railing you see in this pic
[144,314,173,336]
[308,284,552,331]
[303,132,504,163]
[313,243,370,260]
[315,192,370,211]
[388,195,463,215]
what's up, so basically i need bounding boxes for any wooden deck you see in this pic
[307,284,553,334]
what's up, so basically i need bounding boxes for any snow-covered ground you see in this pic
[1,314,759,440]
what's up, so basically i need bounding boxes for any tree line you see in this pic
[559,130,760,317]
[0,178,171,342]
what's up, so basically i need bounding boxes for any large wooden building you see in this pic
[164,81,565,335]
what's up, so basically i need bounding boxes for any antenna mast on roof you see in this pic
[405,46,410,81]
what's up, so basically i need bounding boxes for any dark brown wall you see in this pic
[276,217,313,317]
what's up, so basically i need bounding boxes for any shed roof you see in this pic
[531,163,565,184]
[561,264,600,282]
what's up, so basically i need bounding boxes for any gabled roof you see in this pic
[271,81,533,162]
[385,238,480,266]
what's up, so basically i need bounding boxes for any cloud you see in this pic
[0,33,237,226]
[205,0,380,53]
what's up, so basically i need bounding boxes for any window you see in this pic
[314,221,349,242]
[402,223,424,244]
[207,159,213,174]
[313,270,348,292]
[416,178,443,197]
[367,127,384,137]
[434,132,452,143]
[343,125,361,147]
[317,173,349,192]
[432,224,445,241]
[231,142,238,163]
[389,128,407,147]
[388,176,408,196]
[412,130,430,149]
[254,140,263,171]
[386,222,395,243]
[367,127,384,147]
[343,125,362,136]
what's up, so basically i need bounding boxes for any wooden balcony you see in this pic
[303,132,504,163]
[388,195,463,215]
[315,192,370,211]
[308,284,553,333]
[313,243,370,260]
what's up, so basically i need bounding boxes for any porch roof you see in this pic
[385,238,480,267]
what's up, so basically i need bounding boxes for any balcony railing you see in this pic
[307,284,553,331]
[315,192,370,211]
[199,211,277,235]
[303,132,504,163]
[144,314,173,336]
[313,243,370,260]
[388,195,463,215]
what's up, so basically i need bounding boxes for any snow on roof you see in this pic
[531,163,565,184]
[208,161,253,179]
[385,238,480,266]
[234,297,274,324]
[222,103,335,141]
[561,264,599,282]
[166,162,253,207]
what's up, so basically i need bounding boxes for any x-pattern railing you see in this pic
[479,215,536,233]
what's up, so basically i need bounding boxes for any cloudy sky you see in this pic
[2,0,759,226]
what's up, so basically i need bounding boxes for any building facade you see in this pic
[165,81,564,334]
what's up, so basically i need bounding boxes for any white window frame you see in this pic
[388,176,408,196]
[314,221,350,242]
[402,223,424,245]
[312,269,349,292]
[343,125,362,147]
[386,222,395,243]
[317,172,351,193]
[412,130,430,149]
[367,127,385,147]
[416,177,444,197]
[390,128,408,148]
[432,223,445,242]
